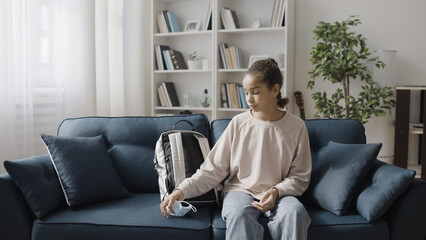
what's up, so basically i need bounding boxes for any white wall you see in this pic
[294,0,426,164]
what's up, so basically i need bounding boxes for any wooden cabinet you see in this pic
[394,86,426,180]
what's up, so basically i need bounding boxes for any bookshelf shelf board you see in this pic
[155,106,213,111]
[218,68,285,72]
[218,108,248,112]
[409,128,424,135]
[218,27,285,34]
[154,30,212,38]
[218,69,247,73]
[155,69,212,73]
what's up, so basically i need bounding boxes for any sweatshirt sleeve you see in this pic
[274,124,312,198]
[177,120,233,199]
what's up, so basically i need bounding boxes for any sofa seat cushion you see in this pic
[211,206,389,240]
[32,193,212,240]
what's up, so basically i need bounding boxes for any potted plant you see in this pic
[308,16,396,124]
[187,51,201,70]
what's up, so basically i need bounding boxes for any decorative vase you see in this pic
[200,89,211,107]
[187,60,201,70]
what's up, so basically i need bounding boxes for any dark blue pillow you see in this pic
[355,160,415,221]
[41,134,131,206]
[4,155,66,219]
[304,141,382,216]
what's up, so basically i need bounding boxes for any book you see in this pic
[235,47,243,69]
[276,0,286,27]
[235,83,242,108]
[221,84,229,108]
[230,46,238,69]
[270,0,279,27]
[157,85,167,107]
[225,47,234,69]
[203,4,212,31]
[162,50,171,70]
[220,7,229,29]
[160,84,172,107]
[155,45,170,70]
[161,11,171,33]
[238,85,249,108]
[162,82,180,106]
[229,8,240,29]
[222,7,238,30]
[219,43,228,69]
[228,83,239,108]
[156,13,166,33]
[169,49,187,70]
[166,11,181,32]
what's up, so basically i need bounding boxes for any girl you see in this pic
[160,58,312,240]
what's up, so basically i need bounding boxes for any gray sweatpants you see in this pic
[222,191,311,240]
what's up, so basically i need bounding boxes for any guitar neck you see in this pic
[299,108,306,120]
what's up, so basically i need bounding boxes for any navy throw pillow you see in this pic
[4,155,67,219]
[41,134,131,206]
[304,141,382,216]
[355,160,415,221]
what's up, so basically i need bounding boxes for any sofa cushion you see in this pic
[304,119,367,150]
[355,160,416,221]
[41,134,131,206]
[211,206,389,240]
[3,155,66,219]
[32,193,212,240]
[302,141,382,216]
[211,118,231,145]
[57,114,211,193]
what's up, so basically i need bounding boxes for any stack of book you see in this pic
[270,0,286,27]
[221,83,249,109]
[157,82,180,107]
[220,7,239,30]
[155,45,187,71]
[219,43,243,69]
[156,10,181,33]
[203,4,213,31]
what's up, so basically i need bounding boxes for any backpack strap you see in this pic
[172,120,195,131]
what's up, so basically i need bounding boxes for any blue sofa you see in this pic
[1,114,425,240]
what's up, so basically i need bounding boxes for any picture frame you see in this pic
[248,55,269,68]
[184,20,201,32]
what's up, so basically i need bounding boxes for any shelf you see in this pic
[410,128,424,135]
[218,27,285,34]
[154,30,212,38]
[396,86,426,91]
[155,69,212,73]
[218,68,285,72]
[151,0,294,120]
[155,106,213,111]
[218,108,249,112]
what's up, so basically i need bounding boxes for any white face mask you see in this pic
[167,201,197,217]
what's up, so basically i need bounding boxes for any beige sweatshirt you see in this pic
[178,111,312,200]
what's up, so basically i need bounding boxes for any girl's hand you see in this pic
[252,188,279,213]
[160,189,185,218]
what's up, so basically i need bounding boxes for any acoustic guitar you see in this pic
[294,91,306,120]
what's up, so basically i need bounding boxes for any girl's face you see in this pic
[243,74,279,113]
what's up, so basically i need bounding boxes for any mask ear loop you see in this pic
[180,201,197,212]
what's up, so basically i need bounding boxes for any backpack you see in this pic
[153,120,220,205]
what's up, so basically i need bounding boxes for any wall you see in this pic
[294,0,426,164]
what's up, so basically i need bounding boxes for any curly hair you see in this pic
[247,58,288,108]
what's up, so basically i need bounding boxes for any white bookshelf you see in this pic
[151,0,294,120]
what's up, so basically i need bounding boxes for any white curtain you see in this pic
[0,0,149,173]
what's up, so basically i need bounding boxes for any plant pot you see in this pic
[187,60,201,70]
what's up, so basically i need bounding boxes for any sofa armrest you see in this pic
[0,174,33,240]
[384,178,426,240]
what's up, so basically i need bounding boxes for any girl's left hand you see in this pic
[252,188,279,213]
